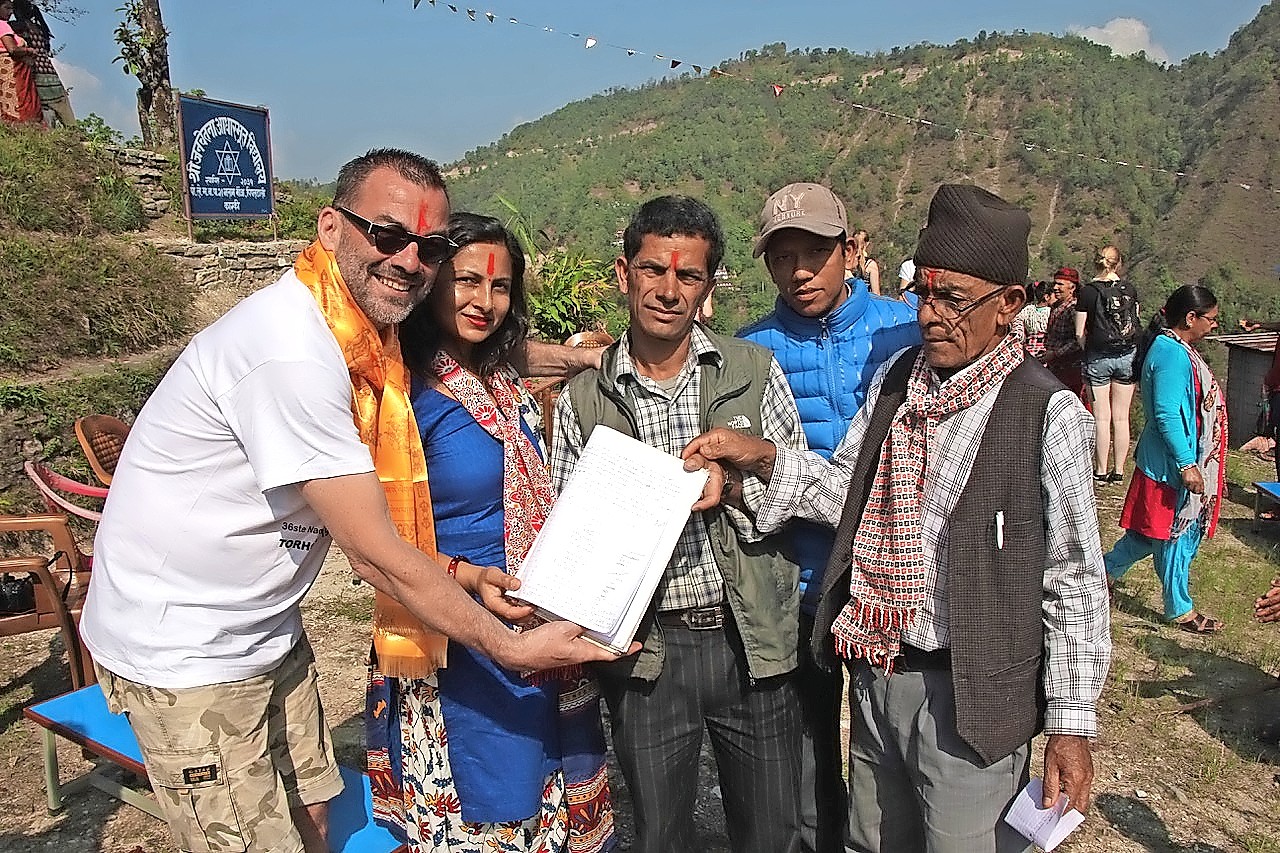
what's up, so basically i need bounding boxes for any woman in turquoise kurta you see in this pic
[1104,285,1226,633]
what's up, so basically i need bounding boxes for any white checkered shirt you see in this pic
[552,325,806,612]
[757,346,1111,737]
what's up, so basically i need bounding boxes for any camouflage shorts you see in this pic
[96,634,344,853]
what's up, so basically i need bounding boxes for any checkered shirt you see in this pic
[757,347,1111,737]
[551,325,806,612]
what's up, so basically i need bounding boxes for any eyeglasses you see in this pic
[336,206,459,264]
[908,277,1006,321]
[1195,312,1220,325]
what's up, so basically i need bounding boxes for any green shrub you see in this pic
[0,234,190,370]
[192,184,328,242]
[0,124,146,234]
[526,248,623,340]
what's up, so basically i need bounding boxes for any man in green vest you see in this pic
[684,184,1111,853]
[549,195,808,853]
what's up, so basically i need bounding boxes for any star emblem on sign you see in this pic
[215,141,242,180]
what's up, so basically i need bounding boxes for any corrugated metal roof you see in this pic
[1210,331,1278,353]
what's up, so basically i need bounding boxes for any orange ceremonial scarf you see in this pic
[295,240,447,678]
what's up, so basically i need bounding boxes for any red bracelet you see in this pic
[446,555,464,578]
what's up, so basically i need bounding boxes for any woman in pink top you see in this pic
[0,0,42,125]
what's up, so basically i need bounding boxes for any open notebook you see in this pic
[514,426,710,654]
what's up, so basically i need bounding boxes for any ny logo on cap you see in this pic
[772,190,809,223]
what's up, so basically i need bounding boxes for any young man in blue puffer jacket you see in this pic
[739,182,920,853]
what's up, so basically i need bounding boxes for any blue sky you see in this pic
[50,1,1268,180]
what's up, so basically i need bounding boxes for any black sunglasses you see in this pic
[336,206,459,264]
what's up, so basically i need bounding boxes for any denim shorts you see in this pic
[1083,349,1136,386]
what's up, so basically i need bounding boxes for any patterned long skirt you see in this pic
[383,675,569,853]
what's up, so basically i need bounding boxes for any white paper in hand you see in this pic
[514,426,709,652]
[1003,778,1085,852]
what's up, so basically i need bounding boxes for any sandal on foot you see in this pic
[1107,472,1124,483]
[1174,611,1224,634]
[1093,473,1109,484]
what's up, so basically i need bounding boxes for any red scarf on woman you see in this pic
[0,42,42,124]
[431,351,555,568]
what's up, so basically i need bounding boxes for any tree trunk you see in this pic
[135,0,176,150]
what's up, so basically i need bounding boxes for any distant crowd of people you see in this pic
[72,143,1279,853]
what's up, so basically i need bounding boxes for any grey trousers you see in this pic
[846,660,1033,853]
[598,622,802,853]
[797,614,851,853]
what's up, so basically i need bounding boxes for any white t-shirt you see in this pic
[81,271,376,688]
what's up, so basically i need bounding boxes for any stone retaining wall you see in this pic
[105,145,174,219]
[146,238,311,323]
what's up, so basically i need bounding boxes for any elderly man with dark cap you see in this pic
[684,183,1111,853]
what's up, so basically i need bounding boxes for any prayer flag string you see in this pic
[402,1,1280,196]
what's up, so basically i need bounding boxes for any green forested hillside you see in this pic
[447,4,1280,333]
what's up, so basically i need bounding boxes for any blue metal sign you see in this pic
[178,95,274,219]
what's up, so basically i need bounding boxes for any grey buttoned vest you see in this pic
[813,346,1062,765]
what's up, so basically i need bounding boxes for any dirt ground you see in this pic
[2,471,1279,852]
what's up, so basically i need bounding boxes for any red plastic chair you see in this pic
[23,461,108,523]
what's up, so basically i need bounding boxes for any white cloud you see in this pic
[52,59,140,137]
[1069,17,1171,64]
[52,59,100,95]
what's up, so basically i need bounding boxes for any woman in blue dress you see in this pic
[367,213,615,853]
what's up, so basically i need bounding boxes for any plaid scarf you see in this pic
[832,332,1026,667]
[1166,330,1228,540]
[294,241,447,679]
[431,351,555,570]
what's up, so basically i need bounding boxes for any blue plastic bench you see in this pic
[24,685,407,853]
[1255,481,1280,531]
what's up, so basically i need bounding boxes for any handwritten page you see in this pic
[514,426,710,653]
[1003,778,1085,852]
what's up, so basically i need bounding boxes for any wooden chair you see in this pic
[24,461,108,523]
[74,415,131,486]
[0,513,95,688]
[536,331,614,448]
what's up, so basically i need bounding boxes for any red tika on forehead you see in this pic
[416,203,428,236]
[671,250,679,269]
[486,252,495,276]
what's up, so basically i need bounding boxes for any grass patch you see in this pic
[0,124,145,235]
[305,588,373,625]
[0,234,190,371]
[0,356,174,511]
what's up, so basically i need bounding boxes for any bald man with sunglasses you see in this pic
[81,149,624,853]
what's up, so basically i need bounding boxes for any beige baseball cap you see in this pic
[752,182,849,258]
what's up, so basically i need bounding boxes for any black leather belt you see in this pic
[655,604,726,631]
[892,644,952,672]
